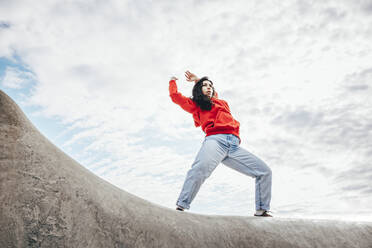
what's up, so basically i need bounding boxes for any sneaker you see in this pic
[254,210,273,217]
[176,206,184,211]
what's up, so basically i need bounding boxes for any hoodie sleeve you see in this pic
[169,80,197,114]
[192,111,201,127]
[218,99,231,113]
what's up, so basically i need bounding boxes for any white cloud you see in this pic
[1,66,35,89]
[1,0,372,221]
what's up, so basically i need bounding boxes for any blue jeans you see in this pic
[176,134,272,211]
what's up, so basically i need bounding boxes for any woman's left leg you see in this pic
[221,143,272,211]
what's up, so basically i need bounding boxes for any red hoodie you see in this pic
[169,80,241,143]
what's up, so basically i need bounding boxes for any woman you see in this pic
[169,71,272,217]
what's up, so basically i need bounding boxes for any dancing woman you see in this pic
[169,71,272,217]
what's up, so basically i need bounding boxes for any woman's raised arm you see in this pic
[169,76,197,114]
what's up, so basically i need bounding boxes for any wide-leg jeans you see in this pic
[176,134,272,211]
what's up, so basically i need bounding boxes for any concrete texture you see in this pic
[1,89,372,248]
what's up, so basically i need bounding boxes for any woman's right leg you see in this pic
[176,136,228,210]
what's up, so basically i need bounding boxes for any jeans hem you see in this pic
[176,202,190,210]
[256,207,270,211]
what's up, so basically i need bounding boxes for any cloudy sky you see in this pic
[1,0,371,222]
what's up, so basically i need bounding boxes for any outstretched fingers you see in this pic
[185,70,197,82]
[185,71,191,80]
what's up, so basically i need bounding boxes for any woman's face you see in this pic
[201,80,213,98]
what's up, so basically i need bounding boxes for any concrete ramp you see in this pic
[1,90,371,248]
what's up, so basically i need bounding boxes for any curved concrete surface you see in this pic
[1,89,372,248]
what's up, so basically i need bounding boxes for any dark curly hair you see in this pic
[192,76,215,111]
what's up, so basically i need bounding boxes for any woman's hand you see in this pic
[170,76,178,81]
[185,70,199,83]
